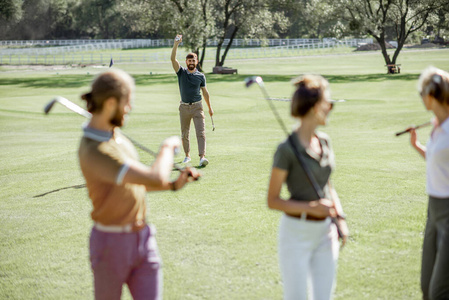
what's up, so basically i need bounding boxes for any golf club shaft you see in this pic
[395,121,431,136]
[45,97,184,172]
[258,84,289,135]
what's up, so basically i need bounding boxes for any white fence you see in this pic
[0,41,153,55]
[0,38,324,48]
[0,39,324,55]
[0,39,373,65]
[0,38,372,55]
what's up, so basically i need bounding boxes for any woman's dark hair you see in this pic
[418,66,449,105]
[81,69,135,113]
[291,75,330,117]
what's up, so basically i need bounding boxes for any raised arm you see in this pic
[171,35,182,73]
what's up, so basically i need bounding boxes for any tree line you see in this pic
[1,0,448,67]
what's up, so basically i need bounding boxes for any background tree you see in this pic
[109,0,158,38]
[140,0,214,71]
[341,0,448,67]
[46,0,79,39]
[282,0,346,39]
[0,0,22,22]
[427,5,449,42]
[4,0,54,40]
[73,0,156,39]
[74,0,122,38]
[0,0,23,39]
[212,0,288,67]
[0,0,81,40]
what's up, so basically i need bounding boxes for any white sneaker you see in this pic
[199,157,209,167]
[183,157,191,163]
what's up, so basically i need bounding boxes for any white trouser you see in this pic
[279,213,339,300]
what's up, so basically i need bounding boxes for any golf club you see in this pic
[268,98,346,105]
[211,116,215,131]
[395,121,432,136]
[44,96,187,173]
[245,76,289,134]
[245,76,344,239]
[268,97,291,102]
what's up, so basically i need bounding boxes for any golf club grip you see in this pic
[395,122,431,137]
[395,129,410,136]
[332,217,344,239]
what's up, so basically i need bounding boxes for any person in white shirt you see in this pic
[408,66,449,300]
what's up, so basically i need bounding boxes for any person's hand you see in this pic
[409,128,418,147]
[161,136,181,154]
[209,107,214,117]
[173,167,201,190]
[337,218,349,248]
[174,34,182,44]
[309,198,337,218]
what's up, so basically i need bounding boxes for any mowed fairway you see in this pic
[1,48,448,299]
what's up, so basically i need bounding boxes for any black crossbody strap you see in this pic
[287,134,325,199]
[287,134,343,238]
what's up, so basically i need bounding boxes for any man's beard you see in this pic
[110,109,126,127]
[187,64,196,70]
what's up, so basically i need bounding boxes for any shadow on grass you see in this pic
[0,73,420,89]
[136,73,420,85]
[33,183,86,198]
[203,73,420,84]
[0,75,93,88]
[0,74,177,88]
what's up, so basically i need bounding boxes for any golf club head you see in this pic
[210,116,215,131]
[244,76,264,88]
[174,146,180,156]
[44,99,57,114]
[330,99,346,104]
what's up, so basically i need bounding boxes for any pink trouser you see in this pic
[89,224,162,300]
[179,101,206,157]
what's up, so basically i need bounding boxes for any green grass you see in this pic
[1,48,448,299]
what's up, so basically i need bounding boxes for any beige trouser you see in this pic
[179,101,206,157]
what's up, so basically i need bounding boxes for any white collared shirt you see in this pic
[426,117,449,198]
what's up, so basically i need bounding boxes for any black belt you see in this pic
[286,213,327,221]
[180,101,201,105]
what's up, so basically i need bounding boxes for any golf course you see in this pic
[1,47,448,299]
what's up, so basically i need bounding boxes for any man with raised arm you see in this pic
[171,34,213,167]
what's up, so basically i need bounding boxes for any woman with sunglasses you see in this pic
[267,74,348,300]
[408,66,449,300]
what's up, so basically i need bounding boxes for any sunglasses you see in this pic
[329,99,345,109]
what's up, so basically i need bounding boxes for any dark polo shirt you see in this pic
[272,131,335,201]
[177,66,206,103]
